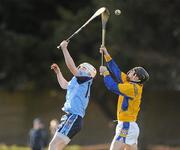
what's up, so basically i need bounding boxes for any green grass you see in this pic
[0,145,30,150]
[64,145,81,150]
[0,145,81,150]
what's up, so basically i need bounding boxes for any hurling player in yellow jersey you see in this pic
[99,46,149,150]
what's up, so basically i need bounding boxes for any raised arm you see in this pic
[59,40,78,76]
[99,66,121,95]
[51,63,68,89]
[99,66,135,98]
[100,46,126,83]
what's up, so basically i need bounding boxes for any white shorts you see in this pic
[113,121,139,145]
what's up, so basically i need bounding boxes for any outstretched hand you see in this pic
[51,63,61,74]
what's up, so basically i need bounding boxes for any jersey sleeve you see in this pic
[103,75,121,95]
[103,75,137,99]
[121,72,127,83]
[104,55,126,83]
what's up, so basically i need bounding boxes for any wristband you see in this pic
[104,55,112,62]
[103,70,110,76]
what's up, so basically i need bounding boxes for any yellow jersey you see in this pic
[117,72,143,122]
[104,55,143,122]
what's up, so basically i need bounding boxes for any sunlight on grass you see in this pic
[65,145,81,150]
[0,145,30,150]
[0,145,81,150]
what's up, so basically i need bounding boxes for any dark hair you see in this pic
[133,67,149,83]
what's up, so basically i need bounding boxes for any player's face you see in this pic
[78,65,87,72]
[127,69,139,82]
[77,65,91,77]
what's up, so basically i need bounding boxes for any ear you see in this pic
[135,74,141,82]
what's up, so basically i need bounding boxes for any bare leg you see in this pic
[110,136,138,150]
[124,144,138,150]
[48,134,69,150]
[110,136,126,150]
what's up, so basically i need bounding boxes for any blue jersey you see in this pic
[62,72,93,118]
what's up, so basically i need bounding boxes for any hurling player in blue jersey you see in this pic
[48,40,97,150]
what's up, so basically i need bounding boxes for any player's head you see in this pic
[77,63,97,78]
[127,67,149,84]
[33,118,43,129]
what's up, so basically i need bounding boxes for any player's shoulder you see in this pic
[128,82,143,90]
[121,72,127,82]
[130,82,143,97]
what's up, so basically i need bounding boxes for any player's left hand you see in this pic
[99,66,108,75]
[99,46,109,55]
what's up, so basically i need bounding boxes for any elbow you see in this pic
[59,82,68,90]
[105,82,116,91]
[105,83,120,95]
[104,76,119,93]
[61,86,67,90]
[61,85,67,90]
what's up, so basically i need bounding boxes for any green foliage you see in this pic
[0,0,179,90]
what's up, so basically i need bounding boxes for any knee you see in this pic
[49,139,66,150]
[48,141,55,150]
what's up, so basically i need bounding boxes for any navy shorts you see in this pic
[57,113,83,139]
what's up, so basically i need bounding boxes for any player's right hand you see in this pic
[99,46,108,55]
[51,63,60,74]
